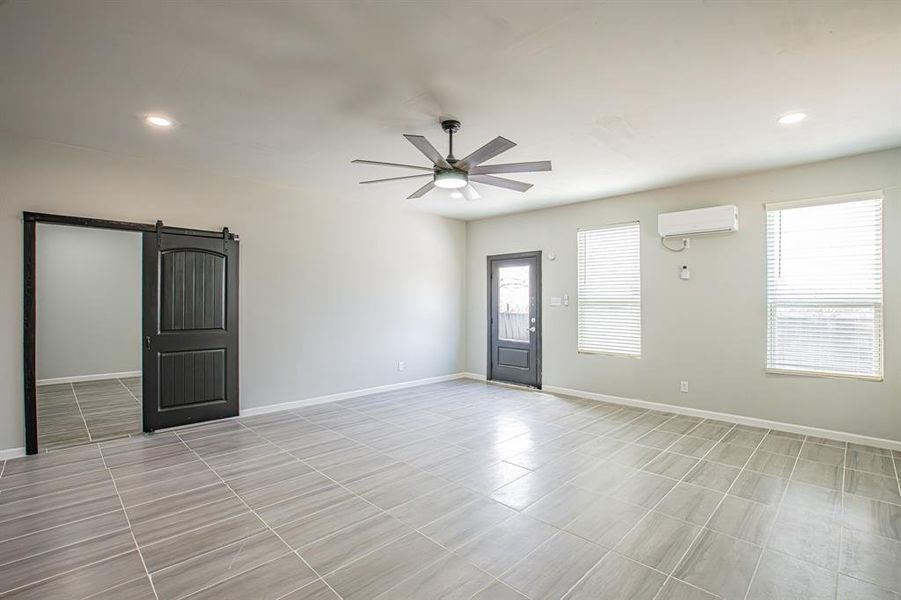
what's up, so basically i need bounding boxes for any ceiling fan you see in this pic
[352,119,551,200]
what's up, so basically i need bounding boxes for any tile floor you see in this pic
[2,379,900,599]
[36,377,143,449]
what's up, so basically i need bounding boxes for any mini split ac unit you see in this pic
[658,205,738,237]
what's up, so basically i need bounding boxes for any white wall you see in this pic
[36,224,142,381]
[0,134,467,451]
[466,148,901,442]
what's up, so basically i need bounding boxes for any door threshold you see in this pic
[486,379,542,391]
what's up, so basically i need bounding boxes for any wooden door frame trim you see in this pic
[22,212,237,454]
[486,250,542,389]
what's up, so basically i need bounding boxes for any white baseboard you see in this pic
[459,373,901,451]
[37,371,142,386]
[239,373,470,417]
[460,372,487,381]
[0,447,26,460]
[3,373,470,458]
[11,371,895,459]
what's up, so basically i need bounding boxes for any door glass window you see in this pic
[498,265,530,342]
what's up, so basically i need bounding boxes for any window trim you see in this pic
[576,220,642,358]
[764,189,884,211]
[764,191,885,381]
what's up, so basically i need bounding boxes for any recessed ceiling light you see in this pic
[144,114,175,128]
[778,112,807,125]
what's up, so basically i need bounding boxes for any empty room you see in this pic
[1,1,900,599]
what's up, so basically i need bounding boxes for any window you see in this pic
[577,222,641,356]
[766,193,883,379]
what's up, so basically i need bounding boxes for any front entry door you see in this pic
[142,230,239,431]
[488,251,541,388]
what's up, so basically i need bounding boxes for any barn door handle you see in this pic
[144,336,151,349]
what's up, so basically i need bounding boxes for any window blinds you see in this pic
[577,222,641,356]
[766,195,883,379]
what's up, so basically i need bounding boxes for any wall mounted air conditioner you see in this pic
[658,205,738,237]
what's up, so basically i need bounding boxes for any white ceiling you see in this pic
[2,1,900,220]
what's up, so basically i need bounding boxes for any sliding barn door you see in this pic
[142,230,239,431]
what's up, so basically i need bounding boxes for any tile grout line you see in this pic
[174,430,347,600]
[117,377,143,407]
[31,390,883,594]
[232,397,614,599]
[530,414,711,596]
[0,461,111,493]
[493,425,677,599]
[834,439,849,600]
[462,410,687,599]
[0,479,117,524]
[650,427,782,600]
[0,505,127,550]
[739,435,806,600]
[8,381,891,600]
[219,396,514,596]
[229,420,506,600]
[893,447,901,502]
[99,445,162,600]
[0,390,632,564]
[0,548,140,596]
[314,411,630,600]
[69,382,94,442]
[4,438,772,592]
[560,420,748,600]
[0,449,168,598]
[135,507,265,559]
[0,522,135,570]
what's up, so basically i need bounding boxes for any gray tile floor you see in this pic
[37,377,143,449]
[2,379,900,599]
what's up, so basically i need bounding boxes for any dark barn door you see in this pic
[488,251,541,388]
[142,230,239,431]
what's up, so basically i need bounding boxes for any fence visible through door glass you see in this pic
[498,265,530,342]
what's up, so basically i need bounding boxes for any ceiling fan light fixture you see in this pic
[144,114,176,128]
[351,119,550,200]
[433,170,468,189]
[778,112,807,125]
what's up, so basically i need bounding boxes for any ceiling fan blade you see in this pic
[403,135,452,169]
[460,185,480,201]
[407,180,436,199]
[352,159,434,172]
[468,160,552,175]
[359,174,432,185]
[469,174,533,192]
[456,136,516,171]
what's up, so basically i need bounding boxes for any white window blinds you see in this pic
[577,222,641,356]
[766,194,883,379]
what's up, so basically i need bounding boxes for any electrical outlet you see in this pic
[397,361,406,372]
[680,381,689,393]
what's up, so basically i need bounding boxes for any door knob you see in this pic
[529,326,536,332]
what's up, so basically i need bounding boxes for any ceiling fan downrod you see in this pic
[442,119,461,164]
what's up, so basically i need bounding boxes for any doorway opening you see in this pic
[35,224,143,449]
[487,251,542,388]
[23,212,239,454]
